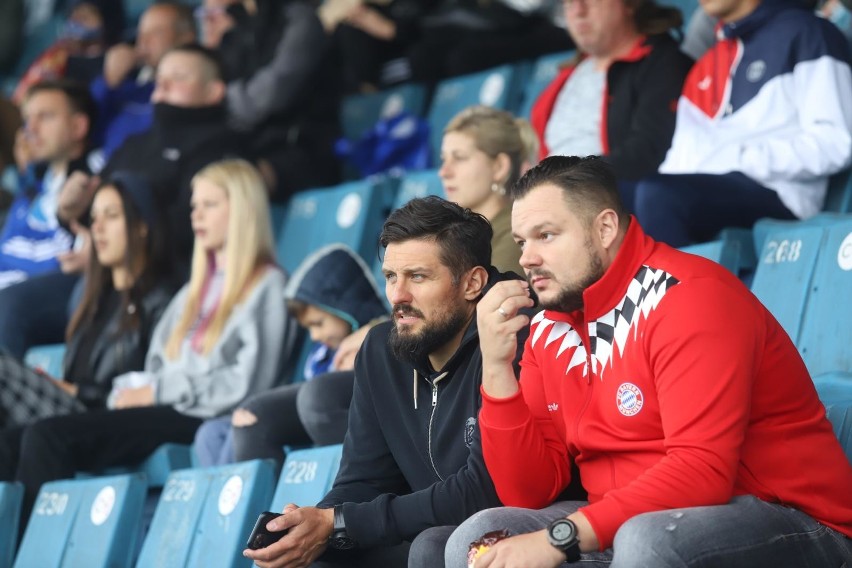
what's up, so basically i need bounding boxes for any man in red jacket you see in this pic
[447,155,852,567]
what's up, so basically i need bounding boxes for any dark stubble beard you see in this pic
[388,299,471,369]
[534,241,605,313]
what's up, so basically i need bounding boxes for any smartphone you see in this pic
[246,511,289,550]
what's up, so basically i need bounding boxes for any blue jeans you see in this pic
[444,496,852,568]
[634,172,796,248]
[0,271,79,359]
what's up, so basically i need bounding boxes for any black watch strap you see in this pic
[328,505,356,550]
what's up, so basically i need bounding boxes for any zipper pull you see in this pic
[431,384,438,407]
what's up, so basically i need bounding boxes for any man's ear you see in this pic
[208,79,227,105]
[462,265,489,300]
[596,209,620,251]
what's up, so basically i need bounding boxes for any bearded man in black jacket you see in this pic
[244,196,530,568]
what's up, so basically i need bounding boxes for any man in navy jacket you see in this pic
[245,196,530,567]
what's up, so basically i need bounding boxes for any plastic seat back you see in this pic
[269,445,343,511]
[679,239,742,275]
[426,64,525,161]
[517,50,576,119]
[23,343,66,378]
[0,482,23,567]
[62,473,147,567]
[340,83,428,141]
[14,478,88,567]
[136,468,214,567]
[796,218,852,376]
[750,224,826,344]
[184,460,276,568]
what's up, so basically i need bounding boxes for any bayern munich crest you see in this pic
[616,383,644,417]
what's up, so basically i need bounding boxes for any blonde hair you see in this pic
[164,159,276,358]
[444,105,539,188]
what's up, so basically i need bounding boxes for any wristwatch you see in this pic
[328,504,356,550]
[546,518,580,562]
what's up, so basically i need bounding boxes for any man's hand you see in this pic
[57,221,90,274]
[57,171,98,223]
[243,505,334,568]
[473,530,567,568]
[476,280,533,398]
[103,43,137,88]
[332,323,372,371]
[345,5,396,40]
[113,385,155,408]
[51,378,79,397]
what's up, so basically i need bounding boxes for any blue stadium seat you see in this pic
[795,218,852,376]
[23,343,66,378]
[426,64,527,162]
[679,238,742,275]
[270,203,288,242]
[15,473,147,568]
[0,482,23,568]
[276,178,398,274]
[340,83,429,142]
[824,166,852,214]
[269,445,343,511]
[516,50,576,120]
[812,371,852,463]
[137,459,275,568]
[749,224,826,344]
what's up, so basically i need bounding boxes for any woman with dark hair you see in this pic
[0,171,174,429]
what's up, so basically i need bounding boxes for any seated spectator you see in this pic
[444,154,852,568]
[212,0,342,201]
[90,1,196,162]
[531,0,692,207]
[0,158,298,523]
[325,0,573,93]
[1,79,94,290]
[12,0,126,104]
[244,196,530,568]
[0,173,172,443]
[635,0,852,248]
[439,105,539,275]
[0,44,247,361]
[194,243,387,469]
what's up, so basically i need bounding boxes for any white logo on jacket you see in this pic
[530,266,679,379]
[616,383,644,416]
[746,60,766,82]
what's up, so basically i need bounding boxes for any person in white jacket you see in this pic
[633,0,852,248]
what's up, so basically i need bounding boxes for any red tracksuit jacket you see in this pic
[479,219,852,549]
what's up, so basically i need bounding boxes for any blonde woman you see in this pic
[438,105,539,276]
[4,159,297,520]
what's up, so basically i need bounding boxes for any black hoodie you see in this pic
[317,267,530,548]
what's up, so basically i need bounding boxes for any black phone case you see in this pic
[246,511,289,550]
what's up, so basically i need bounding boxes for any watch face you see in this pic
[549,519,577,545]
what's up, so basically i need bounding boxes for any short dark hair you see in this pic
[25,79,96,141]
[163,43,224,82]
[511,155,629,228]
[379,196,492,283]
[152,1,196,37]
[286,299,309,319]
